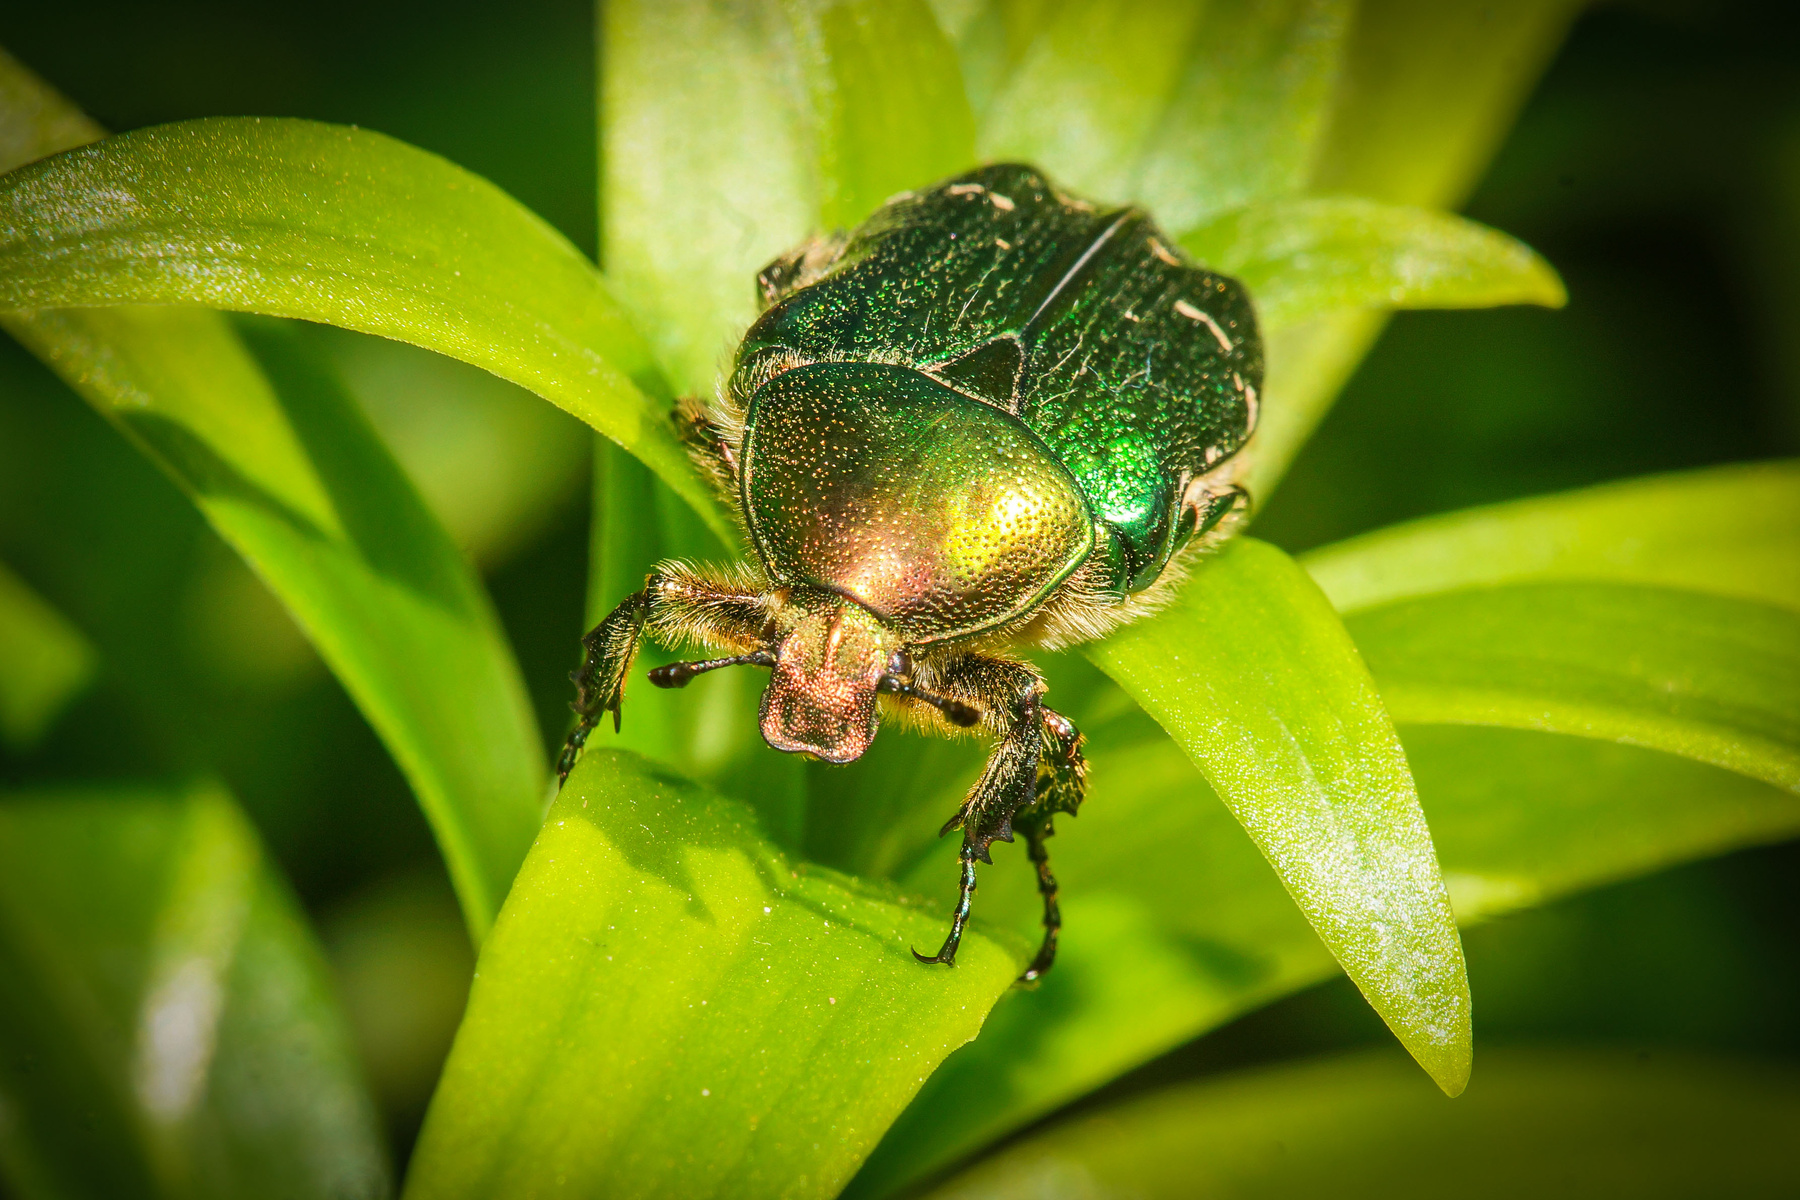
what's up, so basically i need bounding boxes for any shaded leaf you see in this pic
[0,781,389,1199]
[1350,583,1800,794]
[1085,538,1469,1094]
[852,726,1800,1196]
[602,0,973,396]
[1303,460,1800,614]
[0,57,546,939]
[922,1048,1800,1200]
[0,557,95,750]
[1183,196,1566,332]
[403,749,1016,1200]
[0,113,733,544]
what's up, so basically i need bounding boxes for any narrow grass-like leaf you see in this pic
[0,114,732,543]
[9,310,548,939]
[923,1048,1800,1199]
[1,44,546,938]
[603,0,973,395]
[1303,461,1800,614]
[852,726,1800,1196]
[1085,538,1469,1094]
[1183,196,1566,332]
[0,558,95,750]
[0,782,389,1199]
[1350,583,1800,793]
[404,749,1016,1200]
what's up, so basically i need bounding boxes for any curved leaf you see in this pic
[1351,583,1800,793]
[0,114,733,544]
[403,750,1016,1200]
[1182,195,1566,331]
[1303,460,1800,614]
[922,1048,1800,1200]
[853,726,1800,1197]
[603,0,973,395]
[0,782,389,1199]
[0,558,95,750]
[0,56,545,938]
[1084,538,1470,1095]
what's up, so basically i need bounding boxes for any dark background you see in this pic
[2,0,1796,1166]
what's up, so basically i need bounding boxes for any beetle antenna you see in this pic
[649,650,776,689]
[877,675,982,727]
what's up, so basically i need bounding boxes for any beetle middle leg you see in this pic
[909,655,1086,977]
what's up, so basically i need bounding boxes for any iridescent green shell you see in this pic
[733,163,1261,643]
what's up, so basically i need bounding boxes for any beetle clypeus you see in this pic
[558,163,1262,982]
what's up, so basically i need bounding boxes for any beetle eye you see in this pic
[887,650,913,677]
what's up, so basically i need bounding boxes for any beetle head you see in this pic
[759,593,895,763]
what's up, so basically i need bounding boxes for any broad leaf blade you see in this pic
[854,725,1800,1196]
[0,113,733,544]
[1134,0,1354,233]
[1351,583,1800,794]
[1085,538,1470,1094]
[602,0,973,396]
[1303,461,1800,614]
[404,750,1016,1200]
[0,782,389,1200]
[0,558,95,750]
[922,1048,1800,1199]
[1184,196,1566,332]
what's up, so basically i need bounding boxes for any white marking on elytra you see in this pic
[995,237,1013,250]
[948,182,986,196]
[1205,445,1221,465]
[1147,237,1181,267]
[989,192,1016,212]
[1242,379,1260,430]
[1175,299,1234,354]
[1122,310,1140,322]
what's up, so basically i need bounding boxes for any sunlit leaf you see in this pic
[1086,538,1469,1094]
[922,1048,1800,1199]
[1133,0,1354,233]
[403,749,1016,1200]
[0,113,732,544]
[1184,196,1566,332]
[603,0,973,396]
[0,57,546,939]
[852,726,1800,1196]
[1303,460,1800,615]
[0,781,389,1200]
[0,558,95,750]
[1351,583,1800,794]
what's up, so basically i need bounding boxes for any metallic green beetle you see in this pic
[558,163,1261,981]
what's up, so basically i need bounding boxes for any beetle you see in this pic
[557,163,1261,982]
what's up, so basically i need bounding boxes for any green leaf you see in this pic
[1183,196,1566,332]
[0,558,96,750]
[1132,0,1355,233]
[0,113,733,545]
[921,1048,1800,1199]
[1303,461,1800,615]
[0,781,389,1199]
[1085,538,1470,1095]
[1,39,545,940]
[602,0,974,396]
[5,305,546,941]
[403,749,1016,1200]
[1349,583,1800,794]
[853,726,1800,1197]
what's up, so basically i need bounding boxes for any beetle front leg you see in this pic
[1015,708,1085,983]
[556,589,653,783]
[556,564,773,785]
[911,656,1066,970]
